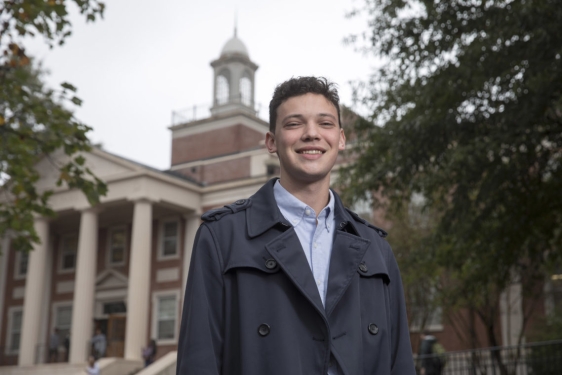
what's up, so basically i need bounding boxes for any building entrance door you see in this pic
[106,315,126,357]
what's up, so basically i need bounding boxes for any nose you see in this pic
[301,122,320,141]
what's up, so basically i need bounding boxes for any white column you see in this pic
[19,218,49,366]
[124,199,152,359]
[182,212,200,299]
[37,237,54,364]
[0,236,11,344]
[70,208,99,363]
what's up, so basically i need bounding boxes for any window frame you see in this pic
[158,218,181,261]
[106,226,128,267]
[14,250,29,280]
[5,306,23,355]
[51,301,73,345]
[58,233,78,274]
[151,289,180,345]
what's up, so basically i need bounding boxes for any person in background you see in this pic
[48,328,59,363]
[63,332,70,362]
[419,330,446,375]
[90,328,107,360]
[85,355,100,375]
[142,339,158,367]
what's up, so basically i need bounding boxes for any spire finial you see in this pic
[234,10,238,37]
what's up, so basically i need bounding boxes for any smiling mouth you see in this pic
[298,150,324,154]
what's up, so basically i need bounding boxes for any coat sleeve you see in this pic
[386,242,417,375]
[177,224,224,375]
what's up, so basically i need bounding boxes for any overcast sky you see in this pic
[27,0,378,170]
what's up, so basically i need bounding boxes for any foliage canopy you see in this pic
[1,0,107,252]
[340,0,562,336]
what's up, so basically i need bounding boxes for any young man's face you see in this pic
[266,93,346,187]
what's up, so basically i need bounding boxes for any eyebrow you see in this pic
[281,113,337,123]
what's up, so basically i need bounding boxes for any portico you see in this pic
[16,148,203,365]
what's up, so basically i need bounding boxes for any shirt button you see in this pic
[313,243,318,248]
[305,209,311,216]
[292,219,297,224]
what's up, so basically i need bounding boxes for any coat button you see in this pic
[338,221,347,229]
[368,323,379,335]
[235,199,246,205]
[359,262,368,273]
[265,259,277,270]
[258,323,270,336]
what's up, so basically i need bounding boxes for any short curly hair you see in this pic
[268,76,341,132]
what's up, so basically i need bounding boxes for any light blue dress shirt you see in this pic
[273,181,339,375]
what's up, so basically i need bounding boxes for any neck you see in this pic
[278,176,331,216]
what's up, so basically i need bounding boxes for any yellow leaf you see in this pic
[0,116,4,126]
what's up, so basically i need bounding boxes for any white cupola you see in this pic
[210,28,258,116]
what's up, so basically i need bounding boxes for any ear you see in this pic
[265,132,277,153]
[338,128,346,151]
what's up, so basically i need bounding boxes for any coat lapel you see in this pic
[265,229,326,316]
[324,192,372,317]
[325,231,370,317]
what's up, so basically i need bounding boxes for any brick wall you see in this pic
[171,124,264,165]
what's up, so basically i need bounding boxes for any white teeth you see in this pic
[300,150,322,154]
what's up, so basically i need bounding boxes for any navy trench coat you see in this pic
[177,179,416,375]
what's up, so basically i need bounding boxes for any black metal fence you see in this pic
[414,339,562,375]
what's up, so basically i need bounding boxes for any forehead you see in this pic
[277,93,337,119]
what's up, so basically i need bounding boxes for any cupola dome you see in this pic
[220,30,249,58]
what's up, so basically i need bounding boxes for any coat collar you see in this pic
[247,178,359,238]
[246,178,289,237]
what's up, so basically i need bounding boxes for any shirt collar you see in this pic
[273,180,334,230]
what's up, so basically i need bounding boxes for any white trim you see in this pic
[58,233,78,274]
[106,225,128,267]
[157,218,181,261]
[151,289,181,345]
[170,113,268,138]
[14,250,29,280]
[169,147,267,170]
[5,305,23,355]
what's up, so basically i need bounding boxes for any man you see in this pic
[177,76,415,375]
[90,328,106,360]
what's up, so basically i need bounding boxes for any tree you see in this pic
[339,0,562,351]
[0,0,107,253]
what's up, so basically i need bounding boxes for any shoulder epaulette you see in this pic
[201,198,252,222]
[345,208,388,238]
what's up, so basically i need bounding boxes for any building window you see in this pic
[108,227,127,266]
[152,291,180,344]
[6,307,23,354]
[54,304,73,341]
[159,220,179,259]
[103,301,126,315]
[216,75,229,105]
[14,251,29,279]
[240,75,252,106]
[59,234,78,273]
